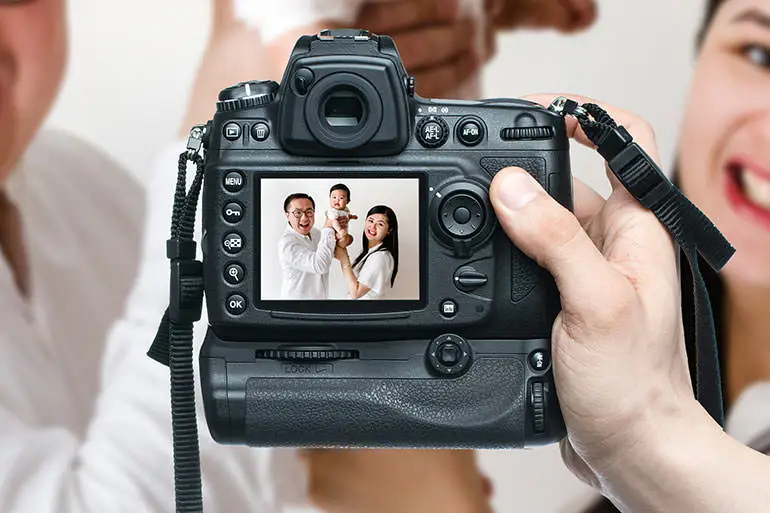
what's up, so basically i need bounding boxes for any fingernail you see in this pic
[497,170,541,210]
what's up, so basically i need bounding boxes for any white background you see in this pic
[45,2,707,512]
[259,178,421,300]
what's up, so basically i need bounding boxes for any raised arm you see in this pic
[280,228,336,275]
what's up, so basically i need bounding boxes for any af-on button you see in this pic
[456,117,485,146]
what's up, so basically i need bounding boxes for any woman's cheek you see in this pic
[680,56,736,194]
[12,3,67,137]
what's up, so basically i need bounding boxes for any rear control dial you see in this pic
[530,381,547,434]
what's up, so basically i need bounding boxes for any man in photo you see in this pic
[278,193,337,299]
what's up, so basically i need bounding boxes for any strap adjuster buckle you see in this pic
[169,260,204,323]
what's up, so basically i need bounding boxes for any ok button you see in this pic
[453,206,471,224]
[226,294,247,315]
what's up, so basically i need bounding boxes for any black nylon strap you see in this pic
[550,98,735,427]
[148,142,206,513]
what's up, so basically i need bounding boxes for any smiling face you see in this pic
[679,0,770,287]
[364,213,389,245]
[0,0,67,185]
[286,197,315,236]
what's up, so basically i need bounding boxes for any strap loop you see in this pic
[548,97,736,427]
[149,125,208,513]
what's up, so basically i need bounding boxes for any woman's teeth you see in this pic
[741,169,770,210]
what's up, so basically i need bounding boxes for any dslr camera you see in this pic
[198,29,572,448]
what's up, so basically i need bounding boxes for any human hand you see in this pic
[304,449,493,513]
[180,0,263,133]
[336,216,350,230]
[336,233,354,249]
[266,0,486,99]
[333,244,349,261]
[488,0,597,33]
[488,94,707,494]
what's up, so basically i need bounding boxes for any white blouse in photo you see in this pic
[353,243,394,299]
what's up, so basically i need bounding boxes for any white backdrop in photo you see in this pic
[46,2,708,513]
[260,178,420,300]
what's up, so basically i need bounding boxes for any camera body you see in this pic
[199,29,571,448]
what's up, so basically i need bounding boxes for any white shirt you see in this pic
[0,132,305,513]
[278,225,336,299]
[353,244,394,299]
[727,382,770,452]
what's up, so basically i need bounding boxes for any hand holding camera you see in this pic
[156,26,735,513]
[489,94,709,493]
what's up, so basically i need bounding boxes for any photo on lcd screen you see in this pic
[260,177,420,301]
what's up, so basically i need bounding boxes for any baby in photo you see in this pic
[326,183,358,248]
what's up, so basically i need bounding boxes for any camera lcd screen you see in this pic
[259,177,421,303]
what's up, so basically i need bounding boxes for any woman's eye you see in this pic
[743,44,770,68]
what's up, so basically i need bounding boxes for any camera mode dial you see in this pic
[217,80,278,112]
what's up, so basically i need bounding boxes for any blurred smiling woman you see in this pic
[586,1,770,511]
[677,0,770,435]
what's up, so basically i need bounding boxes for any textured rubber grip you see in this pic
[237,358,536,448]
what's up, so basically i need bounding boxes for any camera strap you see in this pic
[147,128,207,513]
[147,100,735,512]
[548,97,735,428]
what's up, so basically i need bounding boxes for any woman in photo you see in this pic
[334,205,399,300]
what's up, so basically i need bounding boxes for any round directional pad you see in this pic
[429,181,495,254]
[427,334,472,376]
[440,193,485,239]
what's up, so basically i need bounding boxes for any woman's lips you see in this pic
[725,156,770,230]
[366,230,376,238]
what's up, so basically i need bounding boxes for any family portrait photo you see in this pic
[260,177,421,301]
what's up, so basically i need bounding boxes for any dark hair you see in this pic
[329,184,351,202]
[352,205,399,287]
[283,193,315,213]
[698,0,725,45]
[677,0,728,391]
